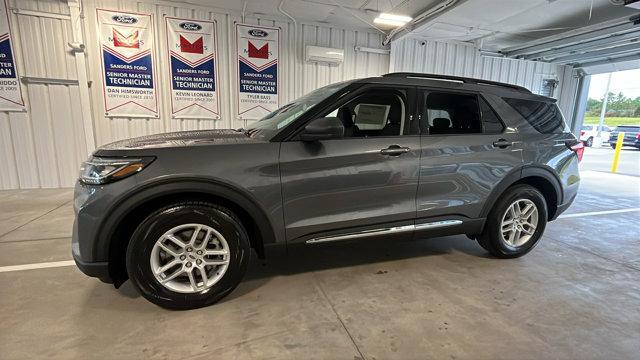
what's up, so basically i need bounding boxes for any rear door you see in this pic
[279,85,420,242]
[415,89,523,224]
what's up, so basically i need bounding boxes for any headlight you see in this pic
[79,156,154,185]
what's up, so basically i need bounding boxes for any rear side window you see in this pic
[504,98,565,134]
[424,92,482,134]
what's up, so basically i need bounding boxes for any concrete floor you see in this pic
[1,167,639,359]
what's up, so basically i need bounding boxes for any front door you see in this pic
[279,86,420,242]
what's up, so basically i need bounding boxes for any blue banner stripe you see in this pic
[103,50,154,89]
[238,61,277,94]
[171,55,216,92]
[0,38,17,79]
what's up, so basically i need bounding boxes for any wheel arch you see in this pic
[98,178,277,286]
[481,166,562,221]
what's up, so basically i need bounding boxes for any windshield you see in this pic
[245,81,352,140]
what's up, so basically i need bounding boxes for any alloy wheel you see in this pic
[500,199,539,247]
[150,223,230,293]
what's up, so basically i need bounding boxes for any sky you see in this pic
[588,68,640,100]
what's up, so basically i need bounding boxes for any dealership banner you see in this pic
[235,23,280,119]
[0,0,25,112]
[166,17,219,119]
[97,9,158,117]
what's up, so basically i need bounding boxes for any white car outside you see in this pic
[580,124,611,147]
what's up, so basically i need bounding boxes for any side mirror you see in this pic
[300,117,344,141]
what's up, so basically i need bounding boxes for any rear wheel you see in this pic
[126,202,250,309]
[478,185,547,258]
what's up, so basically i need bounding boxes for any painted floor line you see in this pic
[0,260,75,273]
[1,207,640,273]
[558,207,640,219]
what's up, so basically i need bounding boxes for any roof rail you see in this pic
[382,72,531,93]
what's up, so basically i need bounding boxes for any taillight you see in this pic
[580,131,585,137]
[566,140,584,162]
[636,133,640,140]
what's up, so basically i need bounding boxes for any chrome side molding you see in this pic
[414,219,462,230]
[305,220,463,244]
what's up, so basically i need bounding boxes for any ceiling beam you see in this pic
[575,52,640,68]
[502,16,639,58]
[551,42,640,64]
[522,30,640,61]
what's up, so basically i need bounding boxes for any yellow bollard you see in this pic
[611,132,625,173]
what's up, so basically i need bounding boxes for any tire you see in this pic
[611,144,616,149]
[585,137,593,147]
[477,185,548,258]
[126,202,250,310]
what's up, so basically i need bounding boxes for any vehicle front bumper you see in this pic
[72,177,137,283]
[73,253,110,283]
[72,214,113,283]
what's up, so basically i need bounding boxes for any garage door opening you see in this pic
[574,68,640,177]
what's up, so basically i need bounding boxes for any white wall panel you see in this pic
[0,0,389,189]
[390,37,580,124]
[0,0,88,189]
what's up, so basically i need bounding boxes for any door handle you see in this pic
[380,145,410,156]
[492,139,512,149]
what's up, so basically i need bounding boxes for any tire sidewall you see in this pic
[487,185,548,257]
[126,204,249,309]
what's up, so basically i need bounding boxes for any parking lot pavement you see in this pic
[580,146,640,177]
[0,169,639,359]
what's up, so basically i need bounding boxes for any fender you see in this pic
[520,165,563,204]
[93,176,280,261]
[479,165,562,219]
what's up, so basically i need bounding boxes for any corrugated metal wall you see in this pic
[0,0,390,189]
[0,0,89,189]
[390,37,581,125]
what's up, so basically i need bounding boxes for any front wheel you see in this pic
[477,185,548,258]
[126,202,250,309]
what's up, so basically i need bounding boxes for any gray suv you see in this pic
[73,73,582,309]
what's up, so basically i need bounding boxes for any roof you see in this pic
[382,72,532,93]
[352,73,557,102]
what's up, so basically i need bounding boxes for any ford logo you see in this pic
[112,15,138,24]
[179,22,202,31]
[248,29,268,37]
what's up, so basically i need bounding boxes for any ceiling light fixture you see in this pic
[373,13,412,27]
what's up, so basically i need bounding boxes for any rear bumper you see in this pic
[73,254,112,283]
[609,139,640,148]
[551,192,577,221]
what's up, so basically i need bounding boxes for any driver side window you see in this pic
[323,88,409,137]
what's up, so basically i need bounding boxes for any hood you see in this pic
[98,129,261,150]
